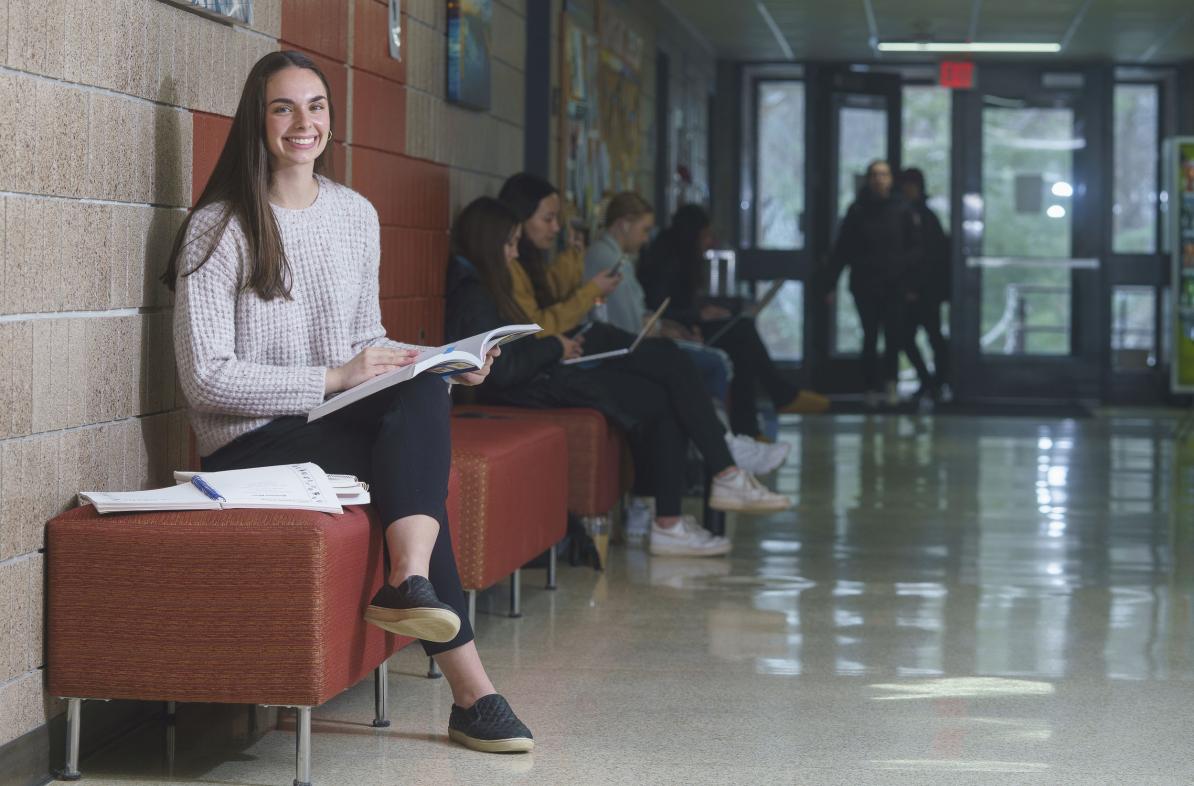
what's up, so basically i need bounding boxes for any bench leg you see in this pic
[546,546,558,590]
[294,706,312,786]
[57,698,82,781]
[509,569,522,618]
[427,657,442,679]
[372,660,391,727]
[468,589,477,629]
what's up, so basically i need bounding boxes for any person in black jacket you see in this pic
[898,167,951,400]
[445,197,793,558]
[825,159,929,406]
[638,204,829,437]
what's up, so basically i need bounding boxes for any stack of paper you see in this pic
[80,463,358,515]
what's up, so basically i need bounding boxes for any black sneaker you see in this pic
[448,694,534,753]
[363,576,461,643]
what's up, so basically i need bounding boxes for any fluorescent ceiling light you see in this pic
[877,42,1062,53]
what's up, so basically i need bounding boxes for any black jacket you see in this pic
[444,256,638,427]
[907,199,950,304]
[825,191,923,296]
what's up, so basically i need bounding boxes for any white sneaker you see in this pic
[624,497,652,545]
[709,469,792,513]
[726,434,790,475]
[649,515,731,557]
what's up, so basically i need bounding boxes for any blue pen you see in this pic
[191,475,227,503]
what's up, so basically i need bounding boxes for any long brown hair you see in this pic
[497,172,558,308]
[452,197,530,324]
[161,51,336,299]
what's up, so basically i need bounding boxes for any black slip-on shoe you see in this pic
[448,694,534,753]
[363,576,461,643]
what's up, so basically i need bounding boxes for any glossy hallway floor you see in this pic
[74,412,1194,785]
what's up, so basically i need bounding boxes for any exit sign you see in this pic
[939,61,975,89]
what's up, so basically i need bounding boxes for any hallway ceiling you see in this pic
[662,0,1194,63]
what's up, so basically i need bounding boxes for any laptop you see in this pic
[561,298,671,365]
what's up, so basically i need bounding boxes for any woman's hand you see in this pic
[589,268,622,295]
[326,347,418,394]
[455,346,502,386]
[700,304,732,321]
[556,334,584,361]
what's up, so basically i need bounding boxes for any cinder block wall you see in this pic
[0,0,279,750]
[0,0,526,764]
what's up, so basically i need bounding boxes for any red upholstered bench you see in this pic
[448,415,569,623]
[47,473,461,786]
[455,405,625,565]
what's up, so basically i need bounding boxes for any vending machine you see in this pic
[1167,136,1194,393]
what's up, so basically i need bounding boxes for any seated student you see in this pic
[445,196,793,558]
[584,192,787,476]
[638,205,831,438]
[165,51,531,753]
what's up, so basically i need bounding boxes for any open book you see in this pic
[79,463,346,515]
[308,324,542,422]
[562,298,670,365]
[174,470,371,506]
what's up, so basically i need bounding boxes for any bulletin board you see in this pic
[559,0,647,231]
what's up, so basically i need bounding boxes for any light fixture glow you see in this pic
[1046,204,1067,219]
[1051,181,1073,197]
[876,41,1062,53]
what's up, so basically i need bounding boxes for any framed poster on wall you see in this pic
[447,0,492,110]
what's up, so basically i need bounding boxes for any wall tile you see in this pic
[0,322,33,441]
[0,555,44,683]
[352,0,405,83]
[404,17,444,99]
[404,0,443,29]
[7,0,67,79]
[0,432,61,561]
[491,1,526,72]
[281,0,349,62]
[352,69,405,154]
[0,667,46,748]
[491,60,524,128]
[251,0,284,38]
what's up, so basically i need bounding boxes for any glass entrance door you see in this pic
[954,70,1104,401]
[810,69,902,392]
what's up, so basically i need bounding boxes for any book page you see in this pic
[197,463,342,513]
[79,482,218,514]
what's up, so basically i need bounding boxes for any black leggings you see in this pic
[583,338,735,516]
[201,374,472,657]
[905,298,950,387]
[701,318,798,437]
[852,288,929,391]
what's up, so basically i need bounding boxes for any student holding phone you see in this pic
[447,196,794,558]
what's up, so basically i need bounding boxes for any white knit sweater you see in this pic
[173,176,424,456]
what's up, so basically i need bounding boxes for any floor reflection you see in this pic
[726,412,1194,683]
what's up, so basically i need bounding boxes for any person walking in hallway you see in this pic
[824,159,928,407]
[898,167,952,401]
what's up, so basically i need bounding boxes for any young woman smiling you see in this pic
[164,51,532,753]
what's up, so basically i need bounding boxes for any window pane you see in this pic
[755,280,804,362]
[1112,286,1156,369]
[1113,84,1159,255]
[980,264,1071,356]
[902,86,952,228]
[834,104,887,353]
[982,106,1075,258]
[756,82,805,249]
[837,106,888,221]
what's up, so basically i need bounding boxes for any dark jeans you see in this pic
[906,298,950,388]
[201,374,472,657]
[852,288,930,391]
[583,338,734,517]
[701,318,798,437]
